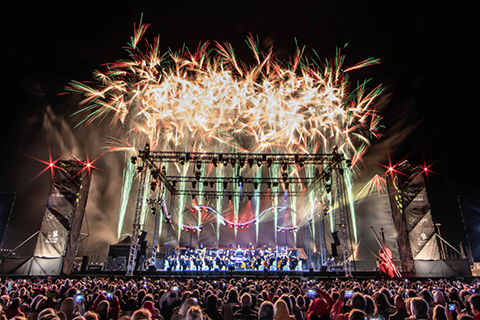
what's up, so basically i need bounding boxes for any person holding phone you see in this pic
[307,288,334,320]
[467,294,480,320]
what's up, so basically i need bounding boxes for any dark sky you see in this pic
[1,0,478,255]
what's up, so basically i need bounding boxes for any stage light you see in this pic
[210,181,215,189]
[346,159,352,167]
[137,166,144,173]
[130,156,137,165]
[389,167,394,172]
[273,181,279,187]
[192,181,197,188]
[197,162,201,170]
[248,158,254,168]
[212,158,217,167]
[164,218,170,224]
[231,158,236,166]
[338,168,344,175]
[185,152,191,162]
[257,159,262,166]
[151,207,156,215]
[326,183,331,193]
[248,195,252,201]
[299,159,305,167]
[179,158,185,165]
[162,165,166,176]
[228,195,232,201]
[223,158,228,166]
[238,176,243,186]
[195,171,201,181]
[267,182,271,189]
[282,172,288,182]
[240,159,245,168]
[254,181,259,190]
[285,182,289,189]
[192,193,196,200]
[223,182,228,190]
[172,181,177,189]
[282,162,287,171]
[267,158,272,168]
[203,181,209,187]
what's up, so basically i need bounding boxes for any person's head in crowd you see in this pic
[72,316,86,320]
[433,291,446,306]
[374,292,394,314]
[349,309,366,320]
[432,305,446,320]
[131,308,152,320]
[56,311,67,320]
[419,289,433,304]
[351,293,366,311]
[280,294,292,314]
[179,297,198,316]
[410,297,429,320]
[259,301,274,320]
[60,298,76,316]
[185,306,202,320]
[83,311,99,320]
[364,295,375,316]
[227,288,239,303]
[406,290,418,299]
[206,294,218,310]
[448,288,460,303]
[296,295,305,310]
[142,301,156,319]
[460,290,472,304]
[468,294,480,315]
[458,315,474,320]
[38,308,55,320]
[241,293,252,309]
[273,300,290,320]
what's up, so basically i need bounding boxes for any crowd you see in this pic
[0,276,479,320]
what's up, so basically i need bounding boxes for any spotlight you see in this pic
[179,158,185,165]
[223,158,228,166]
[338,168,344,175]
[195,171,201,181]
[253,181,259,190]
[192,181,197,188]
[137,166,144,173]
[164,218,170,224]
[346,159,352,167]
[273,181,278,187]
[299,160,305,167]
[130,156,137,165]
[197,162,201,170]
[223,182,228,190]
[248,195,252,201]
[172,181,177,189]
[248,158,254,168]
[185,152,191,162]
[240,159,245,168]
[210,181,215,189]
[238,176,243,186]
[203,181,209,187]
[162,165,166,176]
[257,159,262,167]
[151,207,156,215]
[285,182,289,189]
[231,158,236,167]
[192,193,196,200]
[282,162,287,171]
[267,182,271,189]
[282,172,288,182]
[228,195,232,201]
[212,158,217,167]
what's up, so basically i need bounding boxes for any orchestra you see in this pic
[165,246,304,271]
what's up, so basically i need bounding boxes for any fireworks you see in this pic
[68,22,383,162]
[68,20,384,247]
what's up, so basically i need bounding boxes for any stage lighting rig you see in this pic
[130,156,137,165]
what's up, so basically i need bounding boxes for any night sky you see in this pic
[1,0,478,258]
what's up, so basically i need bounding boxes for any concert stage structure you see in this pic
[122,144,356,277]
